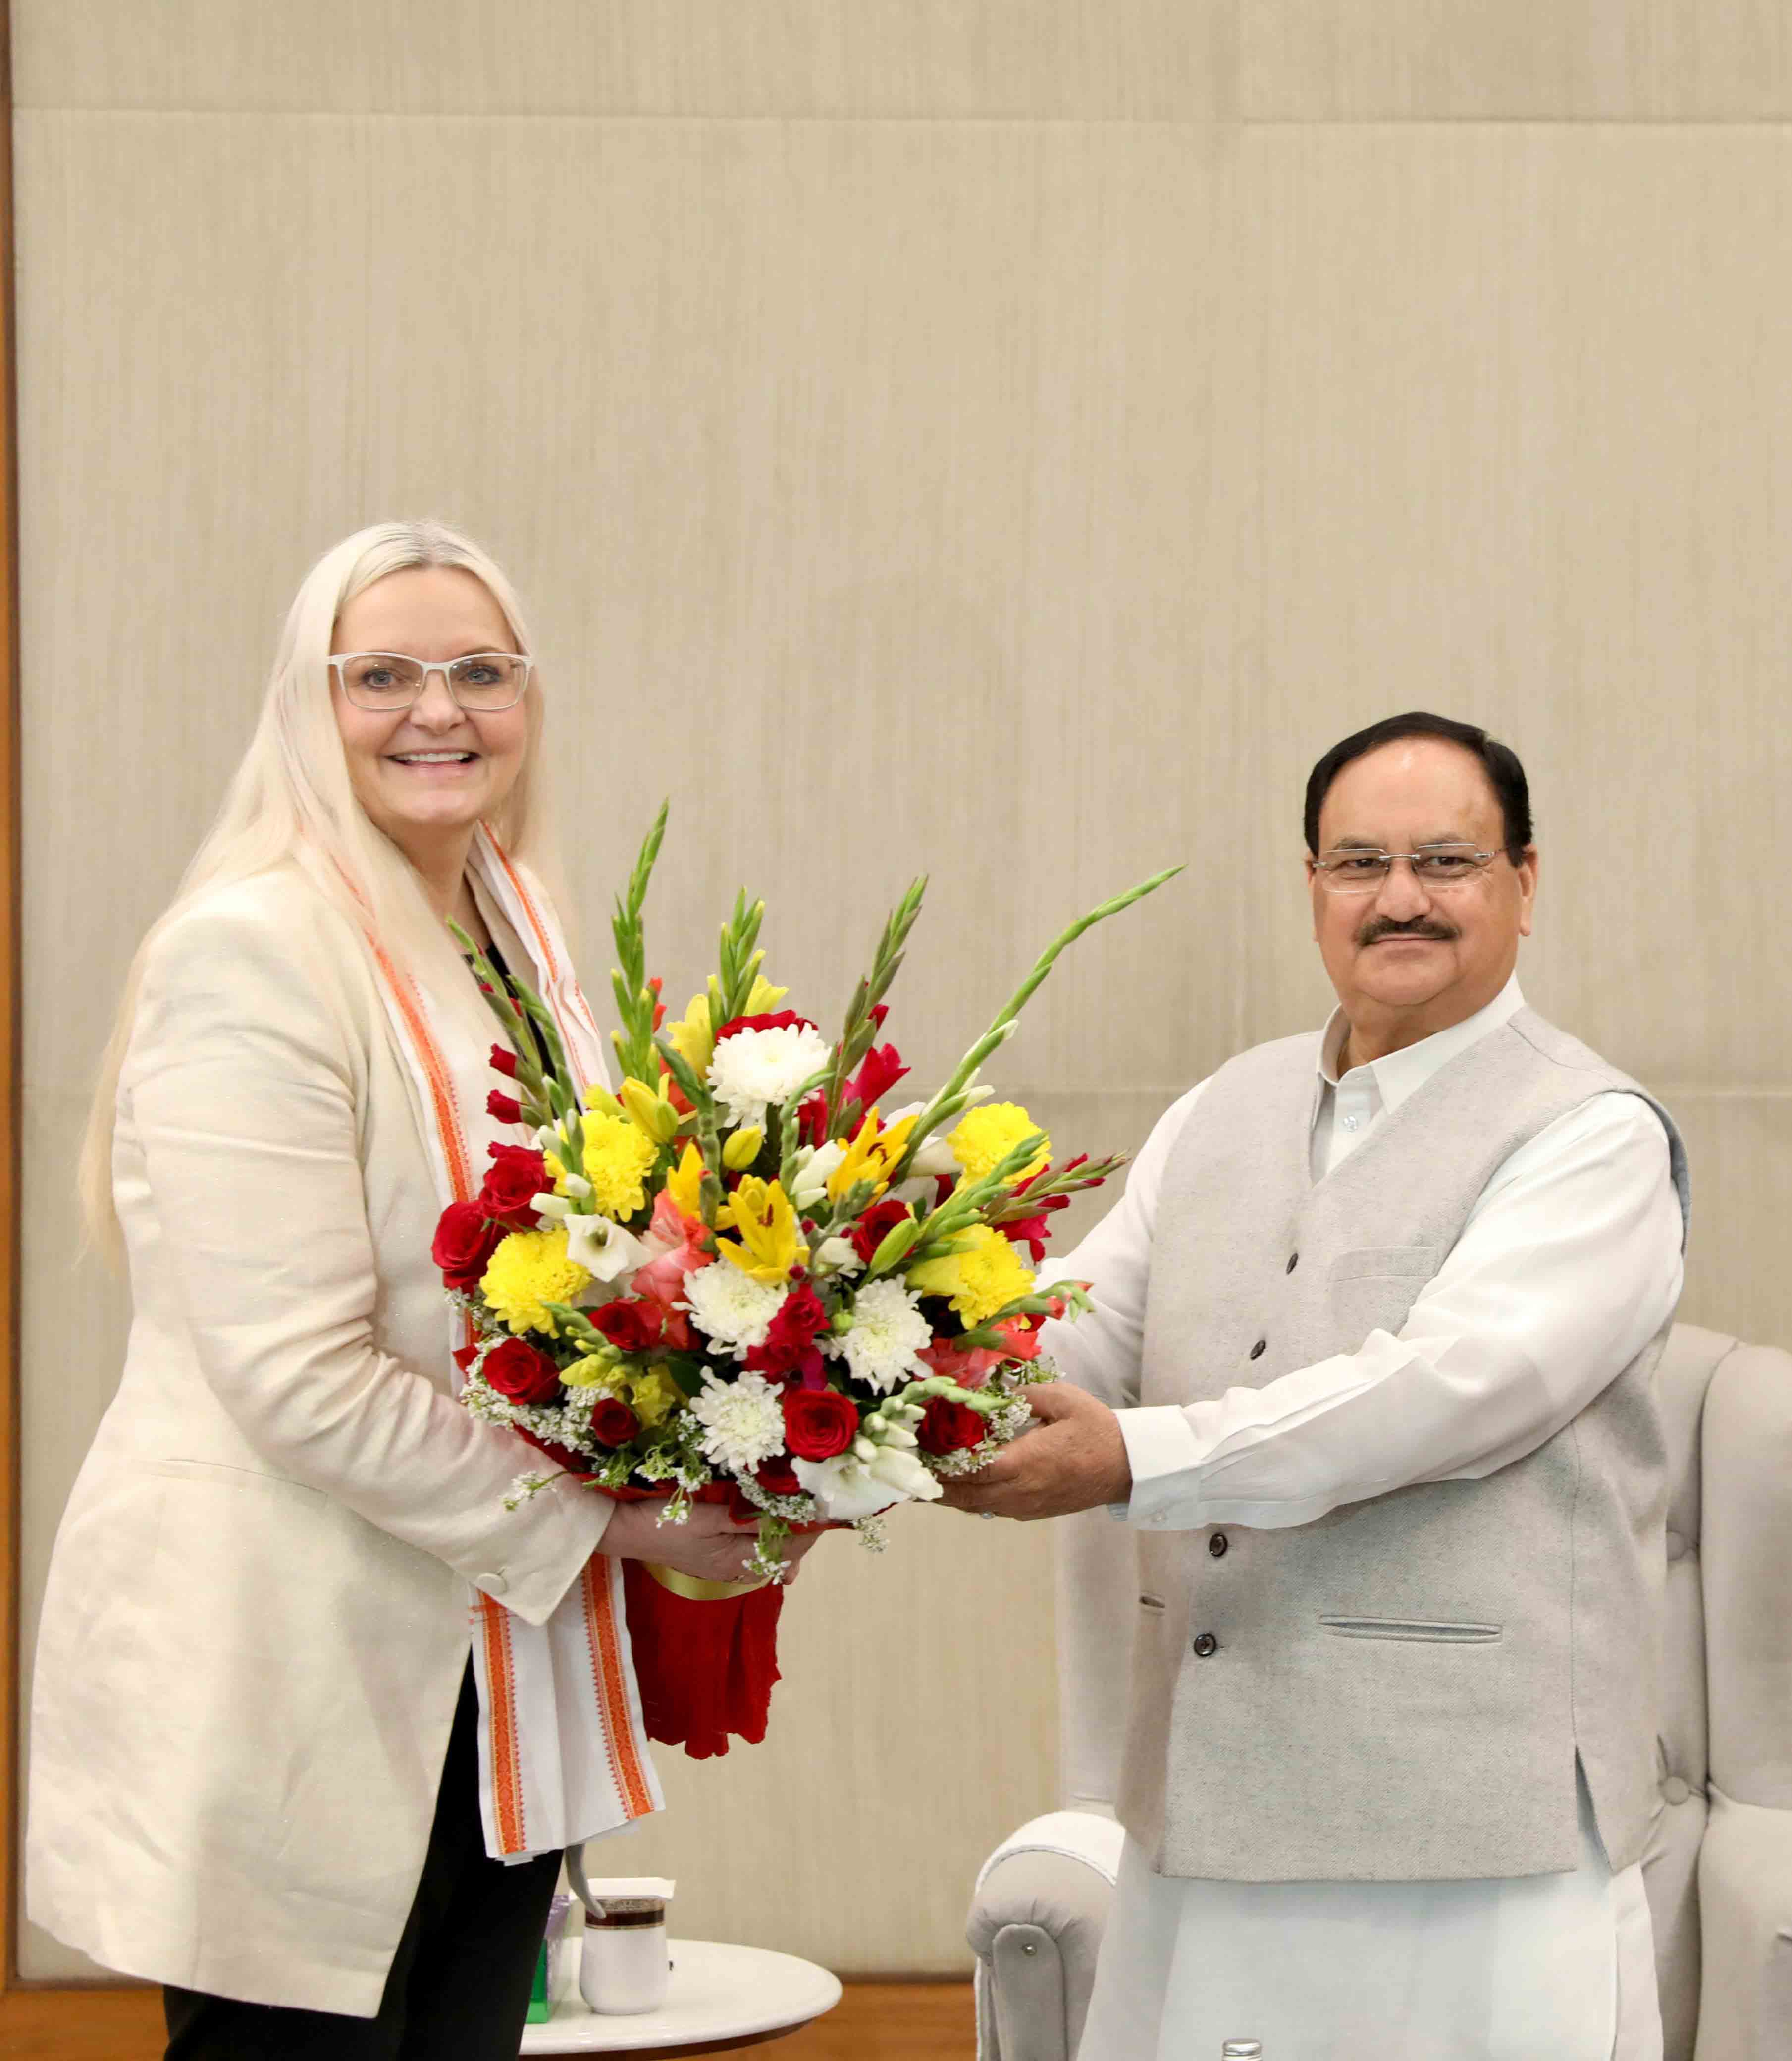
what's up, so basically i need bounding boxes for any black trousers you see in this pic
[164,1665,561,2061]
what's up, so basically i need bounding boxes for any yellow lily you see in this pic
[666,1140,734,1229]
[618,1074,682,1146]
[722,1124,765,1171]
[718,1176,807,1285]
[665,993,715,1076]
[827,1109,920,1205]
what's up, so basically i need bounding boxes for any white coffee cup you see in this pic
[566,1861,675,2016]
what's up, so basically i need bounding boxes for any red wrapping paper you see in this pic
[620,1557,785,1759]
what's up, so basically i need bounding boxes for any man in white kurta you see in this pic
[944,715,1685,2061]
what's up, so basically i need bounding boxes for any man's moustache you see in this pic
[1356,919,1457,946]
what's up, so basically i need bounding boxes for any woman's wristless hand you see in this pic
[597,1497,822,1585]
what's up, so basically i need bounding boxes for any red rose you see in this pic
[479,1143,546,1229]
[590,1299,664,1354]
[744,1280,830,1379]
[489,1041,520,1080]
[432,1202,504,1292]
[848,1196,913,1268]
[589,1397,641,1447]
[756,1455,801,1495]
[487,1087,524,1125]
[781,1386,860,1461]
[713,1008,820,1043]
[482,1336,563,1406]
[916,1397,987,1456]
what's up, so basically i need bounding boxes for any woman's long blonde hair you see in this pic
[81,519,556,1247]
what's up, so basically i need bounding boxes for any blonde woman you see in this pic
[28,523,811,2059]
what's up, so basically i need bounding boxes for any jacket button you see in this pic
[1208,1532,1228,1559]
[1286,1252,1299,1273]
[1249,1339,1266,1360]
[1192,1632,1219,1658]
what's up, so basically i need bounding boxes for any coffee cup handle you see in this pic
[566,1843,595,1918]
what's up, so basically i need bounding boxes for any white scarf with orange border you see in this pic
[369,825,664,1861]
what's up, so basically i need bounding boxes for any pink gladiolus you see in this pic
[918,1316,1042,1389]
[630,1191,713,1351]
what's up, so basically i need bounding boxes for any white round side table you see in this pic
[520,1938,842,2058]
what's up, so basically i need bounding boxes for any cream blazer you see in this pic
[27,863,612,2015]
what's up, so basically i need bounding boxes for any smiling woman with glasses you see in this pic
[329,650,534,712]
[28,520,806,2061]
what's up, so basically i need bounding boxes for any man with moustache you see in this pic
[946,712,1686,2061]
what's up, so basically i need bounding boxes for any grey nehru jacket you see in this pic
[1119,1008,1689,1884]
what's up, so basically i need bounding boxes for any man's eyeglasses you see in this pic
[329,651,533,713]
[1311,844,1514,895]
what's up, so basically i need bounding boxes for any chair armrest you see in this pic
[968,1811,1124,2061]
[1696,1787,1792,2061]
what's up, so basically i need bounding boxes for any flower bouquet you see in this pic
[437,805,1176,1756]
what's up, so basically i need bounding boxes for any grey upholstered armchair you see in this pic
[968,1324,1792,2061]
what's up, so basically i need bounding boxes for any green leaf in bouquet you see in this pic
[449,923,550,1089]
[885,864,1183,1183]
[774,1062,835,1190]
[981,1152,1129,1222]
[658,1352,711,1400]
[863,1210,923,1275]
[609,800,669,1084]
[711,888,771,1027]
[899,1131,1051,1265]
[540,1302,607,1350]
[822,875,928,1132]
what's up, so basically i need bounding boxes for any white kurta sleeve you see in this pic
[1120,1091,1684,1532]
[127,896,613,1627]
[1033,1080,1209,1410]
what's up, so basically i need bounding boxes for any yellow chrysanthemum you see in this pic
[570,1109,660,1220]
[480,1226,592,1337]
[948,1103,1051,1188]
[908,1224,1036,1327]
[716,1176,807,1286]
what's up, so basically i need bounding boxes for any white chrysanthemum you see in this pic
[826,1277,934,1393]
[681,1262,789,1359]
[689,1371,788,1475]
[707,1023,833,1128]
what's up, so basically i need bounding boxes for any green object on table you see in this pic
[525,1939,552,2024]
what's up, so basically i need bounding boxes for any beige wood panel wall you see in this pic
[13,0,1792,1985]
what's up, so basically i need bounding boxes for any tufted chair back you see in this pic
[974,1323,1792,2061]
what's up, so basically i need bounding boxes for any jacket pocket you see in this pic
[146,1456,324,1503]
[1318,1616,1501,1644]
[1328,1247,1438,1283]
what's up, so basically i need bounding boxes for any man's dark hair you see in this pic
[1303,711,1533,856]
